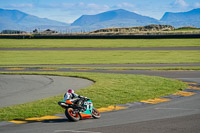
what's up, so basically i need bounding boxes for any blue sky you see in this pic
[0,0,200,23]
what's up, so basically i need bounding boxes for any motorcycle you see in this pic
[58,98,101,122]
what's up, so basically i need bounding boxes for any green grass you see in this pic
[76,66,200,70]
[53,66,200,70]
[1,66,200,70]
[0,39,200,48]
[0,50,199,65]
[74,66,200,70]
[175,27,200,31]
[0,72,187,121]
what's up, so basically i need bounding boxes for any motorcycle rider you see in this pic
[62,89,87,109]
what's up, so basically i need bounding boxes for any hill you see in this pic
[91,25,175,33]
[160,8,200,28]
[71,8,200,29]
[0,8,68,31]
[71,9,160,28]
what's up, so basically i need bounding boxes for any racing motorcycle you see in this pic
[58,97,101,122]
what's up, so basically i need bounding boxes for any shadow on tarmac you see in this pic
[11,118,69,124]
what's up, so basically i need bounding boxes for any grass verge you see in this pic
[0,71,187,121]
[70,66,200,70]
[0,50,200,65]
[0,39,200,48]
[1,66,200,70]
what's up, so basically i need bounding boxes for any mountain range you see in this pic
[160,8,200,28]
[0,8,68,31]
[71,9,160,27]
[0,8,200,32]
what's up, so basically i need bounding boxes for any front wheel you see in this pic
[65,108,80,122]
[92,108,101,119]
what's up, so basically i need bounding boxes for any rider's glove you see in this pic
[78,95,89,100]
[78,95,84,98]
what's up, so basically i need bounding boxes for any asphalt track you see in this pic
[0,46,200,133]
[0,75,93,108]
[1,67,199,78]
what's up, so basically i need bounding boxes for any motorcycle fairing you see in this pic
[79,99,93,118]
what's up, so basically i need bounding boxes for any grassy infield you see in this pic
[0,39,199,121]
[1,51,200,65]
[0,39,200,48]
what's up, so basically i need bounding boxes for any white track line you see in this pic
[155,107,200,111]
[54,130,101,133]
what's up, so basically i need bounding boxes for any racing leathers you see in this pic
[63,92,85,108]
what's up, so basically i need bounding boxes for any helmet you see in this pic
[68,89,74,93]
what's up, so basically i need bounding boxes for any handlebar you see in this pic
[80,97,90,101]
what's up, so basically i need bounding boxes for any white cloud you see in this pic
[194,2,200,8]
[39,2,110,13]
[173,0,188,8]
[86,3,110,11]
[62,3,75,8]
[87,3,101,9]
[78,2,85,7]
[41,3,75,9]
[116,2,135,9]
[9,3,33,8]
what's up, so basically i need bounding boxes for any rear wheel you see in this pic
[65,108,80,122]
[92,108,101,119]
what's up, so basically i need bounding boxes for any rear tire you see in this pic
[92,108,101,119]
[65,108,80,122]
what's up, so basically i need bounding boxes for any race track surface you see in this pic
[0,75,93,107]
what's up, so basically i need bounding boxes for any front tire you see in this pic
[65,108,80,122]
[92,108,101,119]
